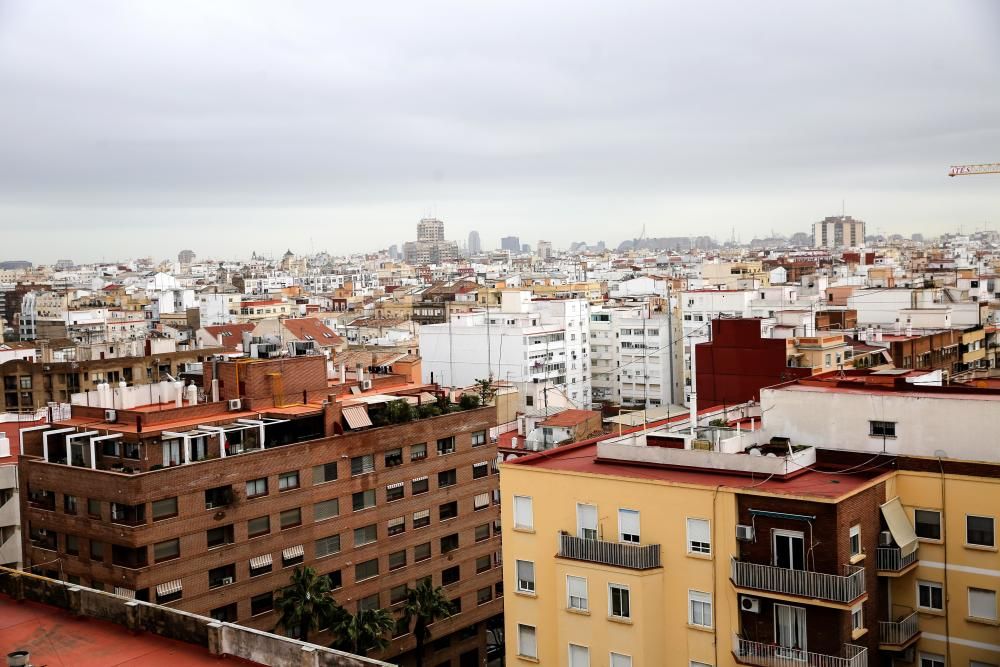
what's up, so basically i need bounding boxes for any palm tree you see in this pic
[274,566,342,644]
[332,607,395,655]
[402,580,454,667]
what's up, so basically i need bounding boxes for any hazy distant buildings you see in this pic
[467,230,482,254]
[178,249,196,264]
[812,214,865,249]
[417,217,445,243]
[537,240,553,259]
[500,236,520,252]
[403,217,459,265]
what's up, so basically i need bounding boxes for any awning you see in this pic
[113,587,135,599]
[881,497,919,556]
[250,553,273,570]
[282,544,305,561]
[386,481,404,490]
[156,579,182,597]
[749,509,816,522]
[342,405,373,430]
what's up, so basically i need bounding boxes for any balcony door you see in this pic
[774,603,807,657]
[577,503,598,540]
[772,529,805,571]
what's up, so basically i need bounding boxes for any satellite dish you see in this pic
[933,449,947,459]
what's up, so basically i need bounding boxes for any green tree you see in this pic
[385,399,414,424]
[332,607,395,655]
[274,566,343,644]
[473,376,497,405]
[402,580,454,667]
[458,393,480,410]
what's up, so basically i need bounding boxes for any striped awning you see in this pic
[282,544,305,561]
[386,481,404,490]
[156,579,182,597]
[342,405,373,430]
[250,553,273,569]
[113,587,135,599]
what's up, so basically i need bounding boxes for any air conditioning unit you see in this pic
[740,595,760,613]
[879,530,893,547]
[228,399,242,411]
[361,379,372,391]
[736,524,755,541]
[221,577,234,586]
[104,409,117,422]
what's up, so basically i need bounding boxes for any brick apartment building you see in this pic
[18,354,503,666]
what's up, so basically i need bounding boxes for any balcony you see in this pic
[875,547,917,576]
[733,637,867,667]
[557,533,661,570]
[878,611,920,650]
[731,558,866,606]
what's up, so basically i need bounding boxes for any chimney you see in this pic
[323,395,343,437]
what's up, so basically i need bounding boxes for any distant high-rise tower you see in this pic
[501,236,521,252]
[178,249,196,265]
[417,218,445,243]
[467,231,482,254]
[537,240,553,259]
[812,215,865,249]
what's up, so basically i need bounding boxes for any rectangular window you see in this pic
[90,540,105,560]
[313,462,338,484]
[969,587,998,621]
[207,524,235,549]
[516,560,535,593]
[517,624,537,659]
[567,575,588,611]
[352,489,376,511]
[849,524,862,556]
[354,524,378,547]
[248,515,270,538]
[967,515,996,547]
[577,503,598,540]
[414,542,431,562]
[609,583,631,619]
[280,507,302,529]
[611,654,632,667]
[919,655,945,667]
[410,443,427,461]
[388,516,405,536]
[153,538,180,563]
[441,533,459,553]
[475,523,491,542]
[513,495,534,530]
[384,448,403,467]
[315,534,341,558]
[386,482,404,502]
[65,534,79,556]
[390,584,408,605]
[471,431,487,447]
[437,436,456,455]
[314,498,339,521]
[411,476,429,495]
[472,461,488,479]
[442,565,460,586]
[439,501,458,521]
[388,549,407,571]
[438,469,457,488]
[63,494,78,515]
[915,509,941,540]
[355,558,379,582]
[617,509,640,543]
[474,493,490,511]
[477,586,493,605]
[245,478,268,498]
[351,454,375,476]
[413,509,431,529]
[278,470,299,491]
[918,580,944,611]
[687,517,710,554]
[688,590,712,627]
[569,644,590,667]
[208,564,236,589]
[476,554,492,574]
[250,592,273,616]
[152,497,178,521]
[88,498,101,518]
[869,420,896,438]
[851,603,864,631]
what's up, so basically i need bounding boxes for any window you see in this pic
[388,549,407,571]
[412,476,429,495]
[90,540,105,561]
[969,587,998,621]
[390,584,408,605]
[65,534,79,556]
[516,560,535,593]
[915,509,941,540]
[569,644,590,667]
[278,471,299,491]
[246,478,268,498]
[918,580,944,611]
[358,593,379,612]
[513,496,534,530]
[567,575,588,611]
[471,431,487,447]
[314,498,339,521]
[688,590,712,627]
[474,493,490,511]
[63,495,78,515]
[577,503,598,540]
[851,603,864,631]
[248,515,270,538]
[477,586,493,605]
[209,564,236,589]
[410,443,427,461]
[384,448,403,467]
[476,554,492,574]
[207,524,235,549]
[250,592,274,616]
[609,583,631,619]
[440,501,458,521]
[441,533,459,553]
[280,507,302,529]
[88,498,101,518]
[687,517,710,554]
[313,462,337,484]
[153,538,180,563]
[442,565,460,586]
[352,489,376,511]
[315,534,341,558]
[351,454,375,476]
[438,469,457,488]
[849,525,862,557]
[475,523,490,542]
[355,558,379,581]
[152,497,178,521]
[382,481,405,502]
[919,655,945,667]
[388,516,405,536]
[869,420,896,438]
[472,461,488,479]
[437,436,456,455]
[611,654,632,667]
[354,524,378,547]
[414,542,431,562]
[517,624,537,659]
[619,509,641,544]
[967,515,995,547]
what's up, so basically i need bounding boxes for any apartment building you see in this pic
[813,215,866,250]
[18,354,502,666]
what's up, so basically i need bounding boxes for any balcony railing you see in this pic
[733,636,868,667]
[875,547,917,573]
[731,558,866,604]
[557,533,661,570]
[879,611,920,647]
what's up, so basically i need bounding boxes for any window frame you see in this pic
[869,420,896,438]
[966,514,996,548]
[917,580,944,611]
[849,524,862,557]
[914,508,942,541]
[609,583,631,620]
[517,624,538,660]
[686,517,711,555]
[516,559,535,594]
[513,495,534,531]
[688,589,713,628]
[566,575,589,611]
[619,508,640,544]
[968,587,998,621]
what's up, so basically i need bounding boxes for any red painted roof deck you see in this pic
[0,595,259,667]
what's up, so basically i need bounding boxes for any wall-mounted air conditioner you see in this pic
[736,524,755,541]
[105,409,117,422]
[739,595,760,613]
[228,399,242,411]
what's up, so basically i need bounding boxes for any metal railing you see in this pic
[557,533,661,570]
[879,611,919,646]
[733,636,868,667]
[731,558,866,604]
[875,546,917,572]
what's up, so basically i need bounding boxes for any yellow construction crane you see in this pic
[949,163,1000,177]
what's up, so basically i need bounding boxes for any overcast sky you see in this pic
[1,0,999,263]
